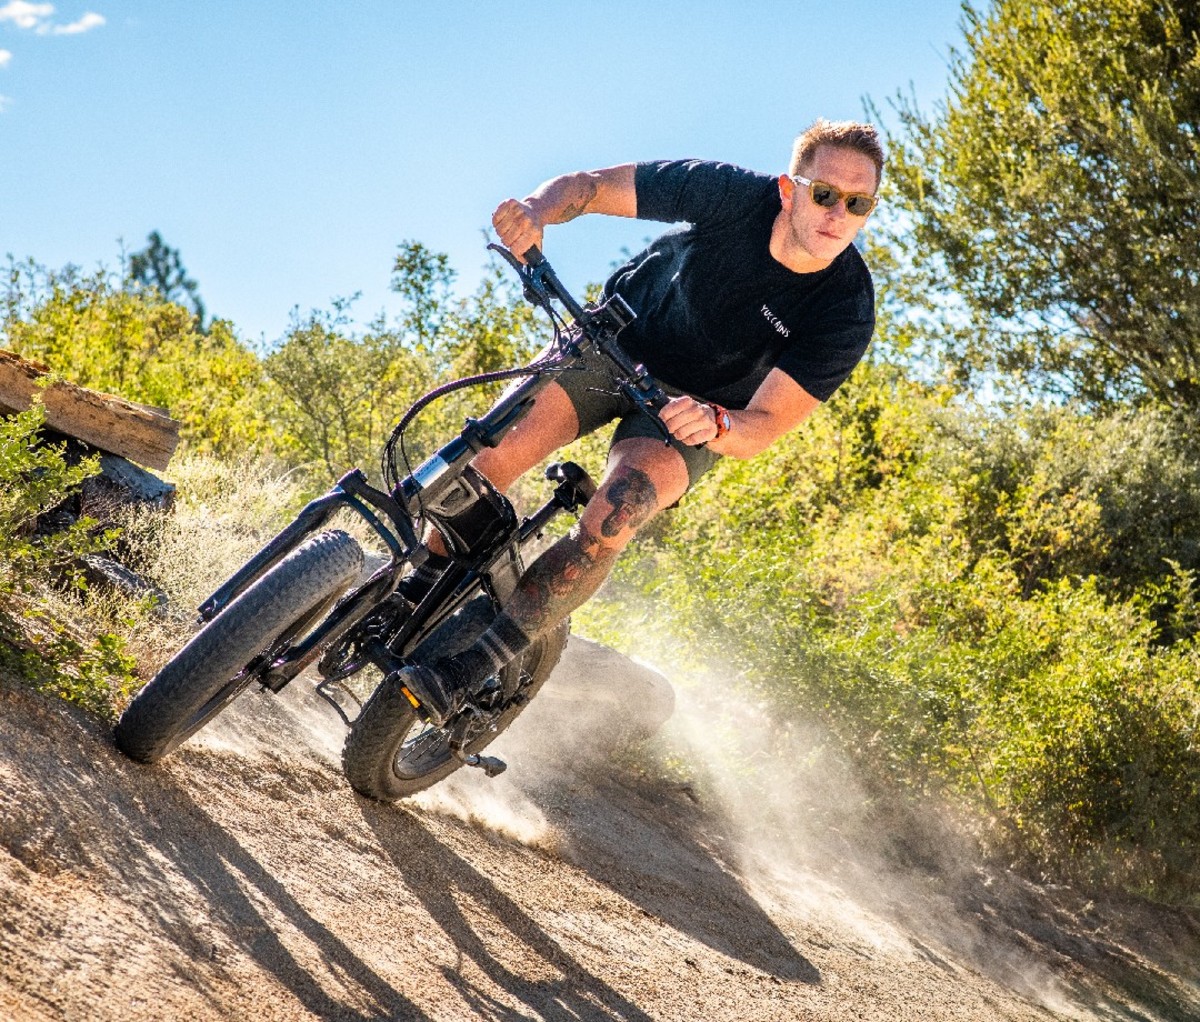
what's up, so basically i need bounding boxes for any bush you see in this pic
[265,308,436,479]
[0,404,138,715]
[577,361,1200,900]
[932,403,1200,606]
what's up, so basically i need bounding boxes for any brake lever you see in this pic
[487,242,523,274]
[487,243,551,309]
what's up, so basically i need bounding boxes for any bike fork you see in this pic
[198,469,418,623]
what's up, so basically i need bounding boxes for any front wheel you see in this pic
[342,597,568,800]
[114,529,364,763]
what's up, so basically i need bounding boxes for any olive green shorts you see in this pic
[551,345,721,490]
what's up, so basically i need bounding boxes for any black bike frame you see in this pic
[191,245,671,696]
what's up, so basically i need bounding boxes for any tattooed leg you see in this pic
[411,519,622,701]
[505,460,665,638]
[599,466,657,538]
[409,444,686,704]
[505,520,620,637]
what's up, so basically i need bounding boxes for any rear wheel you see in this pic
[341,596,568,800]
[114,530,364,763]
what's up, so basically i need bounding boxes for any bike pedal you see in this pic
[455,751,508,777]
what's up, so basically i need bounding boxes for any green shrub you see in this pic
[932,403,1200,605]
[0,403,138,715]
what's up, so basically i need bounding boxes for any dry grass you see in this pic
[78,452,390,686]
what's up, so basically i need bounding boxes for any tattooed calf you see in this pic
[506,520,618,636]
[601,467,658,538]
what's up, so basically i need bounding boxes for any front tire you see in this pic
[342,597,568,800]
[114,529,364,763]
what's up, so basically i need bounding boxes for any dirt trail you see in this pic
[2,638,1199,1022]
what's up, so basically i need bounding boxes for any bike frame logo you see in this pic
[761,304,791,337]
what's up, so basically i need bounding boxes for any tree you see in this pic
[265,304,435,478]
[881,0,1200,410]
[391,240,454,360]
[127,231,207,328]
[264,242,547,477]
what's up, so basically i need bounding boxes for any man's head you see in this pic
[772,119,885,273]
[789,119,885,190]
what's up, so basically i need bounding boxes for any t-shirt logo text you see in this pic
[761,304,791,338]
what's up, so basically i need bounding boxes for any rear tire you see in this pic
[342,596,568,800]
[114,529,363,763]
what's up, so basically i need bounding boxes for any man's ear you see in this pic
[778,173,796,210]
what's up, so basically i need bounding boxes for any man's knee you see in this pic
[471,381,580,492]
[582,440,689,547]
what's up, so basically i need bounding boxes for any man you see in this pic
[398,118,884,724]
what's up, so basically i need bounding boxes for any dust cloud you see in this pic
[604,646,1080,1015]
[194,628,1080,1015]
[432,631,1079,1015]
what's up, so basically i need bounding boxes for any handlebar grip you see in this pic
[522,246,545,267]
[644,379,670,410]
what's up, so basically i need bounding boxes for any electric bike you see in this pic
[114,245,672,800]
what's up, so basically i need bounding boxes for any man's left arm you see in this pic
[658,368,821,459]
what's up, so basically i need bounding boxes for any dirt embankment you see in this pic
[2,638,1199,1022]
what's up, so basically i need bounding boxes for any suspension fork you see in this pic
[197,468,418,623]
[192,468,420,695]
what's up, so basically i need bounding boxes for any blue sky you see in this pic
[1,1,967,344]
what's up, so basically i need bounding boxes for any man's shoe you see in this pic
[393,661,468,726]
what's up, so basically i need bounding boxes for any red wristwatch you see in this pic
[709,403,732,441]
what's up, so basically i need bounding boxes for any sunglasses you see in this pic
[791,175,878,217]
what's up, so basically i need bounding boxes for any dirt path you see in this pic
[2,639,1199,1021]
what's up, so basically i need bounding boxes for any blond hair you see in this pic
[790,119,885,188]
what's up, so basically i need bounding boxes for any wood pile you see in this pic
[2,348,181,600]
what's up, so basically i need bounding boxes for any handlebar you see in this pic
[487,243,670,421]
[385,243,686,500]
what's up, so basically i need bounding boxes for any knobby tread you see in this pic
[114,530,363,763]
[342,598,568,800]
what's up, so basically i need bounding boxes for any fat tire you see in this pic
[342,596,568,800]
[114,529,364,763]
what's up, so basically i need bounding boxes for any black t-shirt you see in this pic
[603,160,875,408]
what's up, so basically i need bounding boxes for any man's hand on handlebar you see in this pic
[489,220,702,448]
[492,199,545,264]
[658,395,719,447]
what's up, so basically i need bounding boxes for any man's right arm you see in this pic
[492,164,637,260]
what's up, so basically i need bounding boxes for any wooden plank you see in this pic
[0,349,181,471]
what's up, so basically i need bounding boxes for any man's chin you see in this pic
[813,238,850,262]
